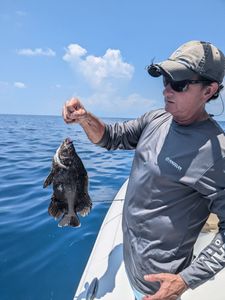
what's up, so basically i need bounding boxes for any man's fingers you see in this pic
[144,273,166,283]
[62,105,75,123]
[62,97,87,124]
[143,273,187,300]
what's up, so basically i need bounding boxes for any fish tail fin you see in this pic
[58,214,80,228]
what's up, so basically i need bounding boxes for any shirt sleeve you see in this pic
[96,110,163,150]
[179,157,225,289]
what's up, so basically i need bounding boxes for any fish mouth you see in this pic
[65,137,73,145]
[53,138,75,169]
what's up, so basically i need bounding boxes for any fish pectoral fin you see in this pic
[58,213,80,228]
[77,195,92,217]
[79,206,91,217]
[43,172,54,188]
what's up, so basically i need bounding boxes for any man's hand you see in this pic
[62,97,105,144]
[62,98,88,124]
[143,273,188,300]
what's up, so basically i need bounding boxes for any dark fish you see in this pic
[43,138,92,227]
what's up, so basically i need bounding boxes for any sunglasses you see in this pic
[163,77,210,92]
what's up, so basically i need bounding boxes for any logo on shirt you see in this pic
[198,238,225,274]
[165,157,182,172]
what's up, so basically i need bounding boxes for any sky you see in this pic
[1,0,225,119]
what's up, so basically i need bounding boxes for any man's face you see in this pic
[162,77,210,124]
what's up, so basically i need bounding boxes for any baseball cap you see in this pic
[147,40,225,83]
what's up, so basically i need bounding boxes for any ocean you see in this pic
[0,114,134,300]
[1,114,225,300]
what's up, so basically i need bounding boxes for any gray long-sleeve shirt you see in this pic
[97,109,225,294]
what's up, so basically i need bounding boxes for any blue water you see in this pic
[0,114,134,300]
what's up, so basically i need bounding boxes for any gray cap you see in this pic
[148,40,225,83]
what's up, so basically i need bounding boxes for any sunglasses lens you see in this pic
[163,77,188,92]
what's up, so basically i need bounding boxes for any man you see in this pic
[63,41,225,300]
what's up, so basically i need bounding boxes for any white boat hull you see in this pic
[74,179,225,300]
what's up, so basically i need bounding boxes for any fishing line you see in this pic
[92,198,124,203]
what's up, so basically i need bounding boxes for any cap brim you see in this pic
[153,60,197,81]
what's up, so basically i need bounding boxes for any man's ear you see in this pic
[204,82,219,100]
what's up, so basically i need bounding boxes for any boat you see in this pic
[74,179,225,300]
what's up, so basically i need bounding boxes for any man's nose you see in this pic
[163,83,174,96]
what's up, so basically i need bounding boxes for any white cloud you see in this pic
[0,81,26,89]
[63,43,158,117]
[63,44,134,88]
[63,44,87,61]
[17,48,56,57]
[14,82,26,89]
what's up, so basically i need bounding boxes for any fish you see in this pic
[43,137,92,227]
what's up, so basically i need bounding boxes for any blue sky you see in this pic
[1,0,225,119]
